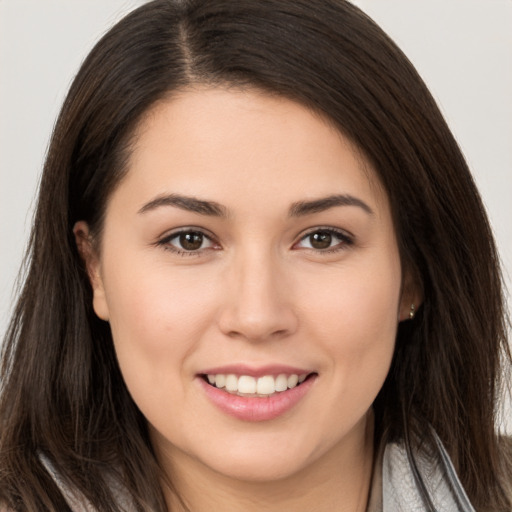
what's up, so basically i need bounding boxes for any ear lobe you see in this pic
[398,270,423,322]
[73,221,110,321]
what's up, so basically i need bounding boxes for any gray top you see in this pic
[41,436,475,512]
[367,437,475,511]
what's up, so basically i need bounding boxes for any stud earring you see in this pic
[409,304,415,320]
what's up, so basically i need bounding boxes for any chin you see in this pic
[193,432,322,484]
[208,454,309,484]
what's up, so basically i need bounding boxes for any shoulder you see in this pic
[498,435,512,457]
[39,453,135,511]
[498,436,512,491]
[382,437,475,512]
[39,453,96,511]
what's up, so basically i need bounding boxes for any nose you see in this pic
[217,249,298,342]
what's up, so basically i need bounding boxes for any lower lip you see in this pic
[198,375,317,422]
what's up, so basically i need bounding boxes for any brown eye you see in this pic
[160,229,218,255]
[309,231,332,249]
[179,232,205,251]
[295,228,353,252]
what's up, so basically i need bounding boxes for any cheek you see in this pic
[303,260,399,338]
[300,255,400,388]
[295,262,399,446]
[105,261,214,337]
[101,260,220,392]
[100,261,226,442]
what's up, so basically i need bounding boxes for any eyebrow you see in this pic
[138,194,228,217]
[138,192,373,218]
[288,194,374,217]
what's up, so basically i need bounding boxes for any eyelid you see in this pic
[156,226,220,255]
[154,225,354,256]
[293,226,355,252]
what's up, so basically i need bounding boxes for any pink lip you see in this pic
[199,364,312,378]
[198,373,317,422]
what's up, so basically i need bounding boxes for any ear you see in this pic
[73,221,110,321]
[398,269,423,322]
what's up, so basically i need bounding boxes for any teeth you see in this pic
[225,374,238,392]
[275,374,288,392]
[238,375,257,394]
[205,373,308,396]
[215,374,226,388]
[257,375,275,395]
[287,374,299,388]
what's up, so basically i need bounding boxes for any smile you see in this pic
[198,367,318,422]
[205,373,309,397]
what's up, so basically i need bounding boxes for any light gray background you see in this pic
[1,1,511,425]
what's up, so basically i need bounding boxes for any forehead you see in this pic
[113,86,388,217]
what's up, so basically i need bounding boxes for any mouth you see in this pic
[200,372,316,398]
[198,367,318,421]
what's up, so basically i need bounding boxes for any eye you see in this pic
[295,228,353,252]
[159,229,217,254]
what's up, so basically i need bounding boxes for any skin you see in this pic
[75,87,419,512]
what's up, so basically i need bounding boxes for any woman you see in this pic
[0,0,510,510]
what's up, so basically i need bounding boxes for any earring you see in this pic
[409,304,415,320]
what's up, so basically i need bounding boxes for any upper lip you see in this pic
[199,364,314,378]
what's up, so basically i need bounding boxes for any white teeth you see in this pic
[215,374,226,388]
[275,374,288,392]
[225,374,238,392]
[206,373,309,396]
[256,375,275,395]
[287,374,299,388]
[238,375,257,394]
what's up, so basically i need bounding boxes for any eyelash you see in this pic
[295,227,354,254]
[156,227,354,257]
[156,228,219,257]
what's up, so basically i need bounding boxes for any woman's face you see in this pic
[79,87,414,483]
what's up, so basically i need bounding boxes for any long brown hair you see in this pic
[1,1,510,510]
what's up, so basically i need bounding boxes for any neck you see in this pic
[157,412,375,512]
